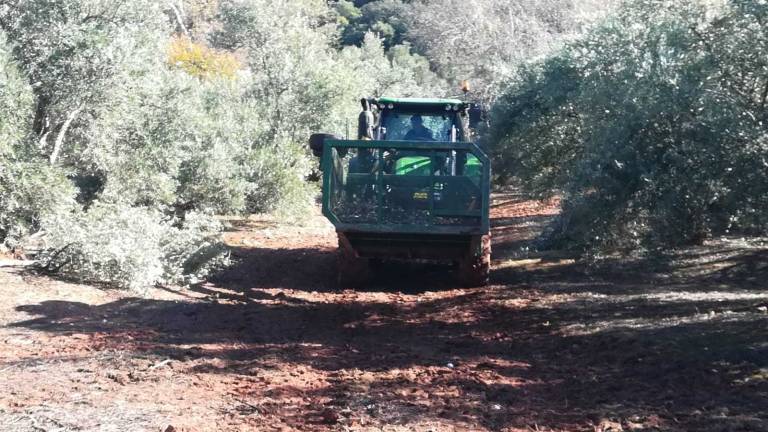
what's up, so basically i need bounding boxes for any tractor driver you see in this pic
[403,115,434,141]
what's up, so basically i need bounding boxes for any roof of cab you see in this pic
[375,97,464,105]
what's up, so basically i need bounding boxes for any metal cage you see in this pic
[321,140,491,236]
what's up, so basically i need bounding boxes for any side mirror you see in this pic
[309,133,347,159]
[309,133,339,158]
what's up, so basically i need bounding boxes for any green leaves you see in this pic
[490,0,768,251]
[38,202,229,290]
[0,32,33,157]
[0,0,460,287]
[0,161,76,247]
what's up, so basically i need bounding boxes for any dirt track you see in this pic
[1,194,768,432]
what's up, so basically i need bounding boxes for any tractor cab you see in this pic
[373,98,468,142]
[359,97,482,178]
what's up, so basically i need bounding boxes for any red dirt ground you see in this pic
[1,193,767,432]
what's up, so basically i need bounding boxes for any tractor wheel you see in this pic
[458,234,491,287]
[337,234,370,288]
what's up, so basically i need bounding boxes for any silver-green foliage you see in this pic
[0,31,77,247]
[38,202,228,290]
[0,161,77,248]
[0,2,266,285]
[490,0,768,251]
[0,0,168,165]
[404,0,616,103]
[211,0,448,214]
[0,0,448,288]
[0,31,32,156]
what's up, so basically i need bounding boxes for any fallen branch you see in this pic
[38,243,75,273]
[0,260,36,268]
[26,414,47,432]
[234,398,261,414]
[149,359,173,370]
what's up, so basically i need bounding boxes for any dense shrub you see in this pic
[0,33,77,248]
[244,143,317,216]
[403,0,616,103]
[490,0,768,251]
[167,36,241,80]
[0,162,77,248]
[38,202,228,290]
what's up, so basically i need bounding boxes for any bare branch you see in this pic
[168,1,188,36]
[49,108,81,165]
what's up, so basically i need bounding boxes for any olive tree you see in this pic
[490,0,768,251]
[0,0,168,166]
[0,1,233,286]
[0,31,32,156]
[0,0,458,287]
[0,31,76,247]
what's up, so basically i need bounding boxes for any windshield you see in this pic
[380,112,456,141]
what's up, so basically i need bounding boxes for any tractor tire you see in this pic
[337,233,370,288]
[458,234,491,287]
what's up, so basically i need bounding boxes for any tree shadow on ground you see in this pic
[8,194,768,431]
[211,246,338,293]
[491,214,555,258]
[214,244,467,295]
[10,268,768,430]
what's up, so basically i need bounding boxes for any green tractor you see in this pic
[309,97,491,288]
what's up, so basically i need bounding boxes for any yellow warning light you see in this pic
[460,80,471,93]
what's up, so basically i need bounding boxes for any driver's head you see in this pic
[410,115,423,127]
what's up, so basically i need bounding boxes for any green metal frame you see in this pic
[321,139,491,236]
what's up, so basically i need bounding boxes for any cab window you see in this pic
[380,112,456,141]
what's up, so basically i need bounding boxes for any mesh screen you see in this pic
[327,145,484,228]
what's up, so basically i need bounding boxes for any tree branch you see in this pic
[168,1,188,36]
[49,108,81,165]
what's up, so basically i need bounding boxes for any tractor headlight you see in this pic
[388,103,394,109]
[452,105,459,111]
[445,104,452,111]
